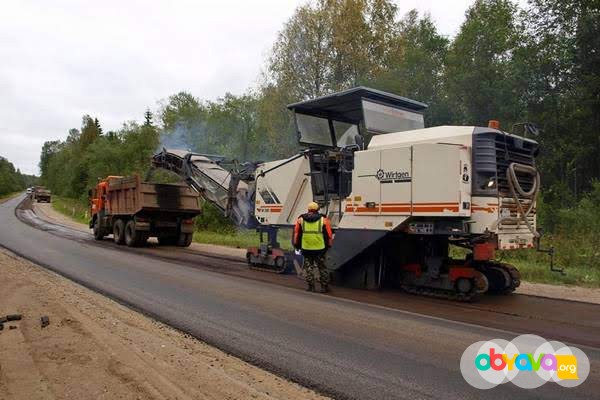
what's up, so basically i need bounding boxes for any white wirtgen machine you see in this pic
[154,87,557,300]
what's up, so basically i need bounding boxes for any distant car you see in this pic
[26,188,33,194]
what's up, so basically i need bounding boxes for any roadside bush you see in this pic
[194,202,237,234]
[52,196,89,225]
[502,181,600,286]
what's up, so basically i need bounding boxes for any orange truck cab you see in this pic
[90,176,121,219]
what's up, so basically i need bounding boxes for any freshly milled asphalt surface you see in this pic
[1,195,598,400]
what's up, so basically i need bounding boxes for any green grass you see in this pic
[192,230,261,249]
[0,191,21,202]
[499,231,600,287]
[507,257,600,287]
[450,244,600,288]
[500,248,600,288]
[51,196,89,225]
[192,228,293,250]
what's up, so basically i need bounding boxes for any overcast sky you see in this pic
[1,0,518,175]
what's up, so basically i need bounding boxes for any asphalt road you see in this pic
[1,195,598,400]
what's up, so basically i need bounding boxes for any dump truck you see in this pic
[89,175,201,247]
[153,86,560,300]
[34,186,52,203]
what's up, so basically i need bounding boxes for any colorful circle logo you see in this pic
[460,334,590,389]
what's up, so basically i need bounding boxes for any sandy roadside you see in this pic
[0,248,328,400]
[32,201,600,305]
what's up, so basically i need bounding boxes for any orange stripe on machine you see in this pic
[345,202,460,213]
[258,205,283,213]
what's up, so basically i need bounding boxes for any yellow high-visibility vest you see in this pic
[301,217,325,250]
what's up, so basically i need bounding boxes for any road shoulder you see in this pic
[0,192,22,205]
[0,247,327,400]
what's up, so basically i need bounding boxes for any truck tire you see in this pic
[113,219,126,245]
[92,218,104,240]
[176,232,193,247]
[124,220,144,247]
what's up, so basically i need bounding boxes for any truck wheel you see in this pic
[176,233,193,247]
[113,219,125,245]
[92,219,104,240]
[124,220,141,247]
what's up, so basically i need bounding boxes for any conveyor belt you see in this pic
[152,148,258,228]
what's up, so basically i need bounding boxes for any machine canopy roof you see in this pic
[287,86,428,124]
[287,87,428,147]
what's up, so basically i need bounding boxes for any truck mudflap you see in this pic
[180,219,195,233]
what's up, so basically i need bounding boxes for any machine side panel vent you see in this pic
[472,132,538,197]
[472,132,497,196]
[494,134,537,196]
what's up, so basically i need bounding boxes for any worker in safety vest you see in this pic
[293,201,333,292]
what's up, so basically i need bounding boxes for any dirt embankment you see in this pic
[0,248,327,400]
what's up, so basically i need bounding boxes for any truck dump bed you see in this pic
[106,175,200,216]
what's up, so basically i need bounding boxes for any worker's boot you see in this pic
[306,283,315,292]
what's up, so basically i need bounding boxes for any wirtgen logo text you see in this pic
[460,334,590,389]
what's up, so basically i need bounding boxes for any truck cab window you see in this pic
[295,113,333,147]
[362,99,424,134]
[333,121,360,148]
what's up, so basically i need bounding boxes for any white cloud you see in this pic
[0,0,527,175]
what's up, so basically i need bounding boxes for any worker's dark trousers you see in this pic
[303,252,329,288]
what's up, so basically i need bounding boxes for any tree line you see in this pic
[0,157,37,197]
[39,114,159,198]
[40,0,599,209]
